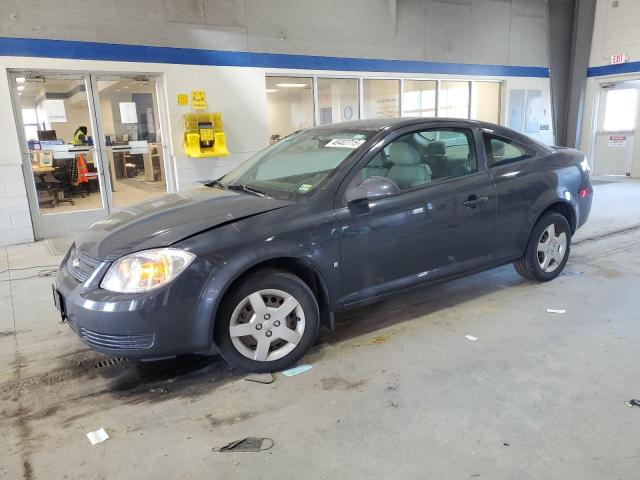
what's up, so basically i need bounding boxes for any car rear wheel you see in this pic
[215,270,320,373]
[513,212,571,282]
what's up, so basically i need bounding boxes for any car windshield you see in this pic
[214,128,375,199]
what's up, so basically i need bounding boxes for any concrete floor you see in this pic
[2,178,640,480]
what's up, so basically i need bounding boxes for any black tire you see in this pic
[513,212,571,282]
[214,269,320,373]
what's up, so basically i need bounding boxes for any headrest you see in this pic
[492,141,505,157]
[368,152,386,168]
[388,142,421,165]
[426,140,446,156]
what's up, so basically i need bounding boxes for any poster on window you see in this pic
[119,102,138,124]
[44,99,67,123]
[609,135,627,147]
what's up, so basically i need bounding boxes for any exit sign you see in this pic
[611,53,627,65]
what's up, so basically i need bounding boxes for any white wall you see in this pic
[0,68,33,245]
[0,0,550,68]
[578,0,640,177]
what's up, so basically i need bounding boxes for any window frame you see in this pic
[482,132,537,168]
[337,123,483,206]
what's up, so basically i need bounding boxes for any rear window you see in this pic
[483,133,536,167]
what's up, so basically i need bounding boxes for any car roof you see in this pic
[318,117,499,132]
[313,117,551,151]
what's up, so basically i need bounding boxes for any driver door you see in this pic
[334,124,497,306]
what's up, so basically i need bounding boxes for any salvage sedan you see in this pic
[54,118,592,372]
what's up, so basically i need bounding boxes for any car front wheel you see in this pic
[513,212,571,282]
[215,270,320,372]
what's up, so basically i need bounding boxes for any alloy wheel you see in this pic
[537,223,567,273]
[228,288,306,362]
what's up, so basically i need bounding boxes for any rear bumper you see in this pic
[55,251,216,358]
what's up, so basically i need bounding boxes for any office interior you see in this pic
[17,75,166,215]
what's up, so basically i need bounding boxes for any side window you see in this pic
[483,134,535,167]
[357,128,477,192]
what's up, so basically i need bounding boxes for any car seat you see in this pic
[387,142,432,189]
[424,140,447,179]
[362,151,389,179]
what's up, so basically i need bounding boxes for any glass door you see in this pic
[10,71,110,239]
[91,75,169,209]
[592,84,638,176]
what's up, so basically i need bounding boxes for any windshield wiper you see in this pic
[227,184,269,198]
[206,179,226,189]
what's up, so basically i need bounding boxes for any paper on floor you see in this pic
[465,335,478,342]
[546,309,566,314]
[86,428,109,445]
[281,364,312,377]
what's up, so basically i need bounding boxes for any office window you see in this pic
[471,82,501,123]
[603,88,638,132]
[266,76,314,142]
[21,108,39,141]
[483,134,535,167]
[402,80,436,117]
[22,108,38,124]
[439,81,470,118]
[363,79,400,119]
[317,78,359,125]
[24,125,39,141]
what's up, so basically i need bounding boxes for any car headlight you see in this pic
[101,248,195,293]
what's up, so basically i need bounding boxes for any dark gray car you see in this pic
[54,118,592,372]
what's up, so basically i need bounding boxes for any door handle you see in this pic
[463,195,489,209]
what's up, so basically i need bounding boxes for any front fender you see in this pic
[176,199,340,348]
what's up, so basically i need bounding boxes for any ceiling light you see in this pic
[276,83,307,88]
[16,77,25,83]
[266,88,278,93]
[17,85,24,91]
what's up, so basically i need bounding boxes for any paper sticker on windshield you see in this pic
[297,184,313,193]
[325,138,366,149]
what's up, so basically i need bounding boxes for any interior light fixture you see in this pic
[17,85,24,91]
[276,83,307,88]
[266,88,279,93]
[16,77,25,83]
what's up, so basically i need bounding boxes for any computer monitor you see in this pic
[37,130,57,141]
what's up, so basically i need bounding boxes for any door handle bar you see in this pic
[463,196,489,208]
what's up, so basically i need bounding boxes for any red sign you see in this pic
[611,53,627,65]
[609,135,627,146]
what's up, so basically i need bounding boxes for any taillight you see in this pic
[579,188,590,198]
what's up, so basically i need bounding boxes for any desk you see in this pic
[31,165,55,174]
[107,143,165,192]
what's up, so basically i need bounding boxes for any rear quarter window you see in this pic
[483,133,536,167]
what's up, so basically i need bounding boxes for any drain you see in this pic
[94,357,131,369]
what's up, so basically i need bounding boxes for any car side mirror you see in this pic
[345,176,400,205]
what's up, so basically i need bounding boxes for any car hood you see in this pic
[75,186,293,261]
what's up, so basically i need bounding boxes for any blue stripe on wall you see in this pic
[588,61,640,77]
[0,36,549,78]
